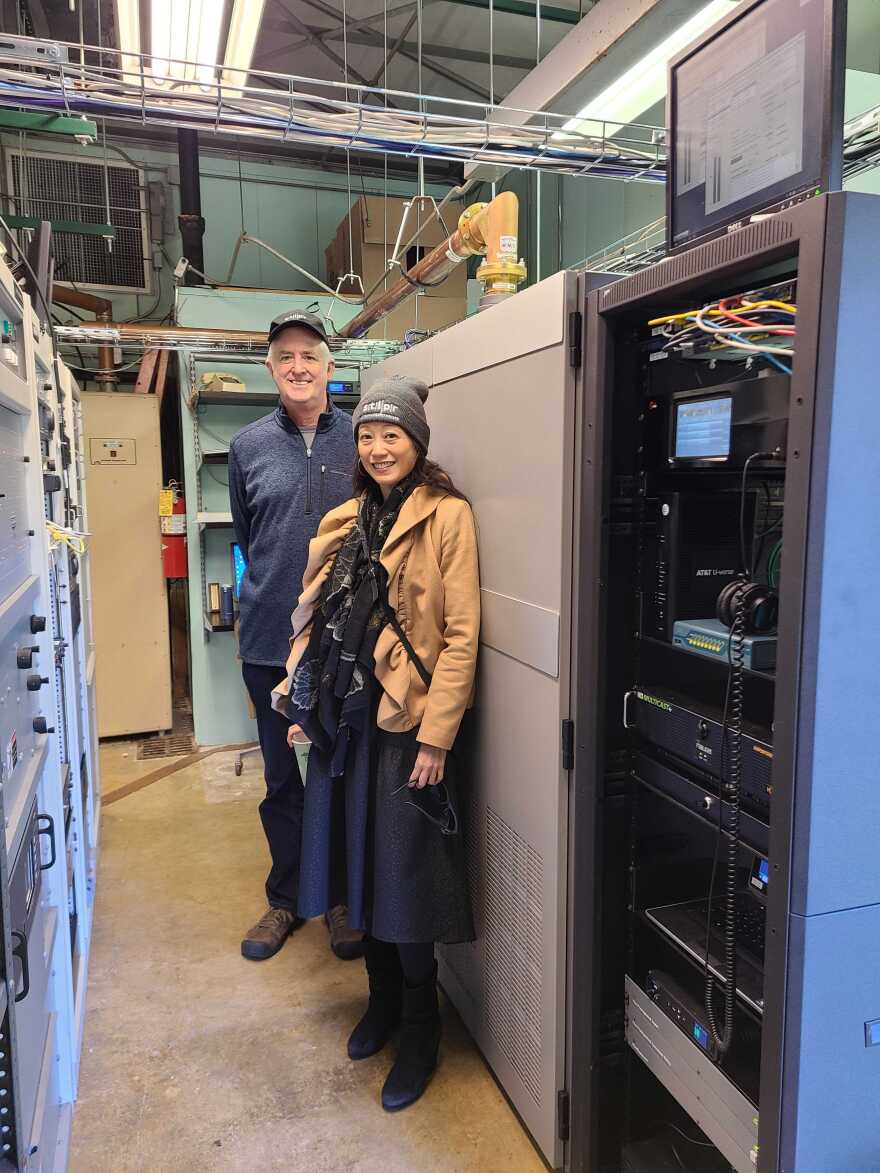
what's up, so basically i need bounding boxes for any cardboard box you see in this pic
[365,295,466,341]
[326,196,467,300]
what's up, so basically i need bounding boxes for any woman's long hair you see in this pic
[353,450,470,504]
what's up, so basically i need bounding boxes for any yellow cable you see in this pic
[648,308,723,326]
[740,298,797,314]
[649,298,797,328]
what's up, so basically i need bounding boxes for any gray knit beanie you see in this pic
[352,376,430,453]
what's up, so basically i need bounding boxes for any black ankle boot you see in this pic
[347,938,403,1060]
[381,962,441,1112]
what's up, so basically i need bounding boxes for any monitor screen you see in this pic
[673,395,732,460]
[231,542,247,599]
[668,0,841,250]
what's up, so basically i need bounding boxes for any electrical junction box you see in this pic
[89,437,136,466]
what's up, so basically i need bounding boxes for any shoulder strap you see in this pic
[373,563,433,688]
[384,604,433,689]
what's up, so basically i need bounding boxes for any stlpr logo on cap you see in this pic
[267,310,328,345]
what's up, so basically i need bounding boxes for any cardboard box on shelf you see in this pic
[326,196,467,300]
[364,295,466,341]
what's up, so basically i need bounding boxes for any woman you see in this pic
[272,375,479,1112]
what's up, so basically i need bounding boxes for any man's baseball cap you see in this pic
[267,310,329,345]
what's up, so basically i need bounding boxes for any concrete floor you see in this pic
[69,742,546,1173]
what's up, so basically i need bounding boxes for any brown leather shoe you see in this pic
[324,904,366,961]
[241,907,304,960]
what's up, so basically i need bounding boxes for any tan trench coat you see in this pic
[272,485,480,751]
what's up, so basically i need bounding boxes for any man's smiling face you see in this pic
[265,325,335,419]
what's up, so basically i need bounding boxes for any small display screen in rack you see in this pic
[673,395,732,460]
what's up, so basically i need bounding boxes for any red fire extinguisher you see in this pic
[160,482,188,579]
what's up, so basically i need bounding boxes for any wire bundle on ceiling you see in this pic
[0,39,666,182]
[649,286,797,375]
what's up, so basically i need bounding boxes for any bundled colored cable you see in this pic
[649,285,797,373]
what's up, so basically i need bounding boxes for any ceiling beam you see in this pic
[23,0,50,37]
[272,0,386,96]
[312,25,535,71]
[438,0,580,24]
[396,45,492,101]
[295,0,494,102]
[370,11,419,87]
[260,1,420,55]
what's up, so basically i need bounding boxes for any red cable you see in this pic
[717,298,796,335]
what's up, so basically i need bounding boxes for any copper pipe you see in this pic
[340,191,526,339]
[54,283,116,385]
[105,323,269,344]
[53,284,112,315]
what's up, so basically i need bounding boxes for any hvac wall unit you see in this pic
[81,393,171,738]
[0,252,101,1168]
[7,149,151,294]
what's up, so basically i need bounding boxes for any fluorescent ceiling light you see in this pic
[151,0,224,86]
[113,0,141,79]
[222,0,267,92]
[561,0,739,134]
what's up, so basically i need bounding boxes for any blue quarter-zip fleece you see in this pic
[229,402,356,666]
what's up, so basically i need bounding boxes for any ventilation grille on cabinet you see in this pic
[483,805,544,1104]
[10,152,149,292]
[438,780,482,998]
[601,217,796,310]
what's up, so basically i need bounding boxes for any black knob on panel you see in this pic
[45,459,56,472]
[32,717,54,735]
[698,720,709,741]
[29,616,46,634]
[16,646,37,669]
[26,675,49,692]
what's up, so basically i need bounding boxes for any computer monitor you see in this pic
[25,220,54,328]
[667,0,845,252]
[231,542,247,600]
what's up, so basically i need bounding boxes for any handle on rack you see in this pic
[37,813,56,871]
[622,690,637,730]
[11,931,29,1003]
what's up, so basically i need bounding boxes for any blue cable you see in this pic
[723,330,792,374]
[762,353,793,375]
[700,320,794,375]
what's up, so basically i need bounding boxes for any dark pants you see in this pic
[242,662,304,912]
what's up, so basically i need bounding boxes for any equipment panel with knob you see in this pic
[0,579,49,827]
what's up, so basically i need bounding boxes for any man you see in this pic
[229,309,363,962]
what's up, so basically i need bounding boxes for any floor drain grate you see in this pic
[136,734,196,760]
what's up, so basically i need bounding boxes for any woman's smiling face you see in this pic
[357,423,419,496]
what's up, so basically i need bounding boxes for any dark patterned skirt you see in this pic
[297,718,474,945]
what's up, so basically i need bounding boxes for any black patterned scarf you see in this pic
[289,481,413,776]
